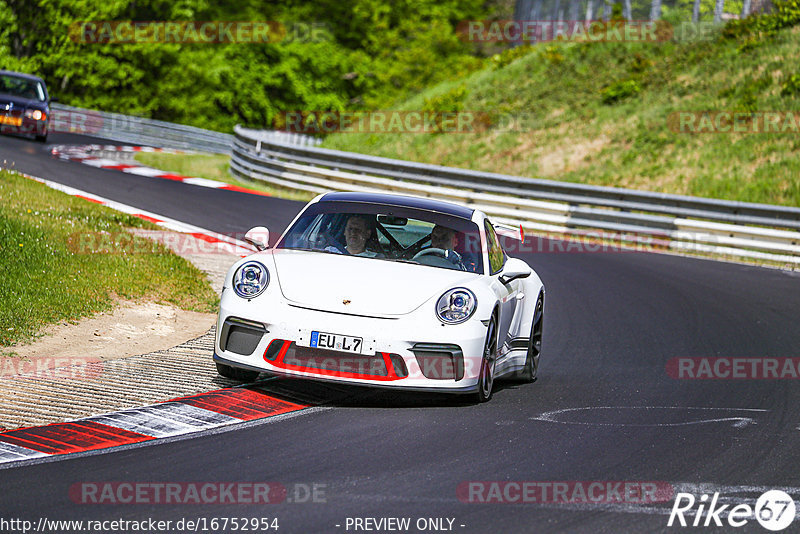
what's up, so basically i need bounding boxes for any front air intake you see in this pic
[220,317,267,356]
[411,343,464,381]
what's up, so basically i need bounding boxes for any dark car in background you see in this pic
[0,70,51,142]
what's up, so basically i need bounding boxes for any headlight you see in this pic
[24,109,45,121]
[436,288,477,324]
[233,261,269,299]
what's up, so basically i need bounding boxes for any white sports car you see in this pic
[214,192,545,402]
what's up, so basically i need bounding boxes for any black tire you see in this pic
[516,294,544,383]
[475,316,498,403]
[215,362,260,382]
[35,134,47,143]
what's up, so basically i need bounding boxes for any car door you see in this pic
[484,220,518,356]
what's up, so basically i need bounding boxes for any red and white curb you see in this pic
[24,173,258,257]
[51,144,271,197]
[0,386,308,465]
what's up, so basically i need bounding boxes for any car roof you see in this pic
[0,70,46,84]
[318,192,475,220]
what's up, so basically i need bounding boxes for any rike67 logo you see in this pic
[668,490,796,531]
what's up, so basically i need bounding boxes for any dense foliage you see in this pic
[0,0,498,131]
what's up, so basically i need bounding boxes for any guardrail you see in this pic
[50,104,323,154]
[231,125,800,265]
[50,103,234,154]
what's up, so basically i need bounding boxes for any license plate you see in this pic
[0,116,21,126]
[309,331,363,354]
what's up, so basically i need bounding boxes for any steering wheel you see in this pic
[412,248,448,261]
[313,232,344,252]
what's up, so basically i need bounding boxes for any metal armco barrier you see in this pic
[50,103,234,154]
[49,104,322,154]
[231,125,800,265]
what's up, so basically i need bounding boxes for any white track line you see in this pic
[22,172,257,257]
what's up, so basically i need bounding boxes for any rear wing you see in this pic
[492,222,524,242]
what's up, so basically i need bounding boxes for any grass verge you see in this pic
[0,170,218,347]
[133,152,315,202]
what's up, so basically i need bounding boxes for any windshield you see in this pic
[277,200,484,273]
[0,74,46,102]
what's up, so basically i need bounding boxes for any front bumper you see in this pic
[214,290,489,393]
[213,352,481,394]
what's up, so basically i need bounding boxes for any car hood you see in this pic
[272,250,476,316]
[0,94,46,110]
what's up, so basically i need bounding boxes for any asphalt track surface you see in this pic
[2,131,800,533]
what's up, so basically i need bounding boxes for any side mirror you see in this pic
[244,226,270,251]
[499,257,531,284]
[49,96,58,103]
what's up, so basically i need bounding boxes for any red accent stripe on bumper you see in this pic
[264,339,405,382]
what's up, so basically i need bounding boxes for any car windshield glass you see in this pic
[0,75,46,101]
[277,200,484,273]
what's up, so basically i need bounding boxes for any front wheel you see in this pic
[474,317,498,403]
[216,362,260,382]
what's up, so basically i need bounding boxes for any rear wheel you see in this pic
[475,317,498,403]
[216,362,260,382]
[517,295,544,383]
